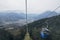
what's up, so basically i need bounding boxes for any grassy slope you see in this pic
[24,32,32,40]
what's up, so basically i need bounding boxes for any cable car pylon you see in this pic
[24,0,32,40]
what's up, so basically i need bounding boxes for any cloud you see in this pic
[0,0,60,13]
[27,0,60,13]
[0,0,25,11]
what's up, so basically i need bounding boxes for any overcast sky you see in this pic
[0,0,60,14]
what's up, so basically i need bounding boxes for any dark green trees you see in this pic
[0,29,13,40]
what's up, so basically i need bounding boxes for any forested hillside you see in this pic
[0,15,60,40]
[28,15,60,40]
[0,24,26,40]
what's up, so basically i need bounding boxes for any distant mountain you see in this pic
[0,11,60,25]
[0,11,59,22]
[27,14,38,20]
[0,11,25,22]
[0,11,38,26]
[35,11,60,20]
